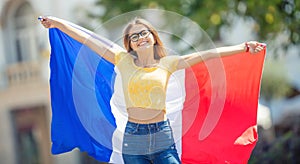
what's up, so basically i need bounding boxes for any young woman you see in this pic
[40,16,264,164]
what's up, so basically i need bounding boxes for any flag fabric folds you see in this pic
[49,28,117,161]
[181,49,265,163]
[49,27,266,163]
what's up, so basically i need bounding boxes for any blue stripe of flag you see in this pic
[49,28,116,162]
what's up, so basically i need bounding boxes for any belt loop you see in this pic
[136,123,139,132]
[156,122,160,131]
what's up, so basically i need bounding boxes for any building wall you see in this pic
[0,0,96,164]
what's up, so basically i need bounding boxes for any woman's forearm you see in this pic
[177,41,264,70]
[202,43,246,60]
[215,43,246,57]
[40,16,117,64]
[51,17,91,44]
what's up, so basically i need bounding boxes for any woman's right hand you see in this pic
[39,16,56,29]
[38,15,118,64]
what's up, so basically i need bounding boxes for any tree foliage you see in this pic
[90,0,300,45]
[87,0,297,100]
[260,59,292,101]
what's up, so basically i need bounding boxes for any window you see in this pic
[13,2,37,62]
[4,2,38,64]
[10,106,50,164]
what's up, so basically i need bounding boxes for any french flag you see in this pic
[49,24,266,163]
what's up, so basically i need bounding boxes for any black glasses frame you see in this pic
[128,30,151,42]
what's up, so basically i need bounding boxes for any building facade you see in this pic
[0,0,96,164]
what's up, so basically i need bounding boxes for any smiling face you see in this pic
[128,24,156,52]
[123,18,166,59]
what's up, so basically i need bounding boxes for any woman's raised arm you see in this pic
[176,41,265,70]
[39,16,124,64]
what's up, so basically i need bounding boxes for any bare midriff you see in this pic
[127,107,166,124]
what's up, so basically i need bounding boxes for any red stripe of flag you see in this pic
[182,50,266,163]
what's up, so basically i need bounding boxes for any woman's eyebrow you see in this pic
[128,29,149,36]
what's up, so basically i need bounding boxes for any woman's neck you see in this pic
[135,47,157,67]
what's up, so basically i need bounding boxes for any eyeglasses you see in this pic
[128,30,151,42]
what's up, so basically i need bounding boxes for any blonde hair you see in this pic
[123,18,166,59]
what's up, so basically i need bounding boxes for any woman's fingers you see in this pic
[38,16,44,21]
[38,16,54,28]
[255,43,266,52]
[254,47,262,53]
[248,41,266,53]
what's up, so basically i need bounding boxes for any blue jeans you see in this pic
[122,120,181,164]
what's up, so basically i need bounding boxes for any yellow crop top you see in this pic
[115,52,180,112]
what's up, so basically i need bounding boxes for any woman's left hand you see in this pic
[246,41,266,53]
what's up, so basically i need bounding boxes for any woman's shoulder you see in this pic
[115,51,134,65]
[160,55,182,73]
[115,51,130,56]
[115,51,132,59]
[160,55,181,62]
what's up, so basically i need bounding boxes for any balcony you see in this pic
[5,61,47,87]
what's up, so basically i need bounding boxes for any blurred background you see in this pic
[0,0,299,163]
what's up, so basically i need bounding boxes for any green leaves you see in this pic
[260,59,292,101]
[89,0,297,102]
[92,0,300,45]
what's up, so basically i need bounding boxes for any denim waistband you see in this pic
[123,119,175,155]
[127,119,169,127]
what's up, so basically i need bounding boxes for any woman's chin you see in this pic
[137,45,152,51]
